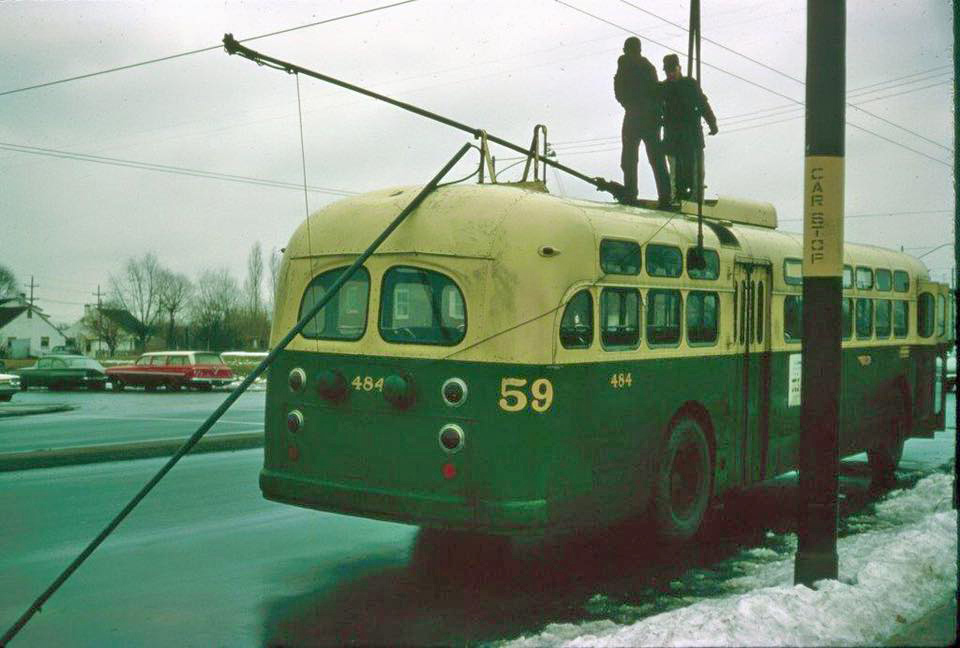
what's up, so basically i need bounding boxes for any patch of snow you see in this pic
[503,472,957,647]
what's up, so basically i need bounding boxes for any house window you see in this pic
[40,337,50,349]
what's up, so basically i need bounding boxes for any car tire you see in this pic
[113,379,125,392]
[0,394,11,402]
[650,417,712,542]
[167,381,181,392]
[868,388,908,486]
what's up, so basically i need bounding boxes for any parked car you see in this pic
[0,372,20,401]
[45,345,81,356]
[106,351,235,392]
[15,355,108,391]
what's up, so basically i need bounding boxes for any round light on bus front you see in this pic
[384,374,416,409]
[441,377,467,407]
[439,423,465,453]
[287,410,304,433]
[288,368,306,392]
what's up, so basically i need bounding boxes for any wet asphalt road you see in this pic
[0,394,954,646]
[0,389,264,454]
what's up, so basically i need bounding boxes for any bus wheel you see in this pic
[651,417,711,542]
[868,391,907,486]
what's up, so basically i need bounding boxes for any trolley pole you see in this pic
[795,0,845,586]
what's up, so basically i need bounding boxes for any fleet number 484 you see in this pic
[498,377,554,412]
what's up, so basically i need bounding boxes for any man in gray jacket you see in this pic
[615,37,670,208]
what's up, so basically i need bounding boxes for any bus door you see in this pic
[917,280,952,431]
[733,261,773,485]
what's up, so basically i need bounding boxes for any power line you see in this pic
[0,142,358,196]
[556,0,953,166]
[0,0,420,98]
[613,1,953,155]
[779,209,951,224]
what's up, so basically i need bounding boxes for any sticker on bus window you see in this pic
[788,353,802,407]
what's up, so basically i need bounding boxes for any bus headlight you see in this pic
[441,377,467,407]
[439,423,465,453]
[384,374,416,409]
[316,369,347,402]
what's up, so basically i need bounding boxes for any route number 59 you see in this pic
[498,377,554,412]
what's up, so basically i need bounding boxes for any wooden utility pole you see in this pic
[795,0,845,586]
[25,276,38,318]
[93,285,104,356]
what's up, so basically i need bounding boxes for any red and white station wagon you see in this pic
[106,351,235,392]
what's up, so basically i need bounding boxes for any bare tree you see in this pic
[157,270,193,349]
[0,264,17,298]
[190,268,241,351]
[267,247,282,310]
[245,242,264,317]
[81,303,123,357]
[110,253,164,350]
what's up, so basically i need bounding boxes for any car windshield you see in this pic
[67,358,104,370]
[194,353,223,365]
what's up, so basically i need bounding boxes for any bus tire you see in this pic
[868,389,907,485]
[651,417,711,542]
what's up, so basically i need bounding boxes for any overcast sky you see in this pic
[1,0,953,324]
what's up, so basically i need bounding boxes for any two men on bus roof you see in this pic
[614,38,718,208]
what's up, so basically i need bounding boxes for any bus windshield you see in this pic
[379,266,465,346]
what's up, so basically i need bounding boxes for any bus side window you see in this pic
[841,298,853,340]
[843,265,853,289]
[856,267,874,290]
[646,289,681,345]
[560,290,593,349]
[937,294,945,337]
[600,240,641,275]
[918,293,935,337]
[875,269,892,291]
[856,298,873,339]
[875,299,891,338]
[893,270,910,292]
[646,245,683,278]
[893,300,908,337]
[756,281,764,343]
[784,295,802,342]
[600,288,640,349]
[687,291,719,344]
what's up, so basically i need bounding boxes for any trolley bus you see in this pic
[261,184,953,540]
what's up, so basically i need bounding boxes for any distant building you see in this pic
[0,294,67,358]
[66,305,143,356]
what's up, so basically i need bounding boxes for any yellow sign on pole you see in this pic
[803,155,844,277]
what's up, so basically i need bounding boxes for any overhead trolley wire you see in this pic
[0,0,420,98]
[554,0,952,167]
[0,142,358,196]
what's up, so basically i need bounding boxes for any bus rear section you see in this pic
[258,245,568,534]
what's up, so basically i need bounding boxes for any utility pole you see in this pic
[93,285,104,357]
[795,0,845,586]
[25,276,38,319]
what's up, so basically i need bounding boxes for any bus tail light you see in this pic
[288,368,306,392]
[384,374,416,409]
[316,369,347,402]
[441,377,467,407]
[287,410,304,433]
[439,423,465,453]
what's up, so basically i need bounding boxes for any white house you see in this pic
[0,295,67,358]
[65,305,139,356]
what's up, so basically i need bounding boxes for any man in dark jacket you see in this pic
[660,53,718,202]
[615,37,670,207]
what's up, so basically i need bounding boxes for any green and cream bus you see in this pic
[261,184,953,540]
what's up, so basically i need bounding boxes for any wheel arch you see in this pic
[669,400,717,495]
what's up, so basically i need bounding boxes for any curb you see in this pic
[0,404,77,418]
[0,431,264,472]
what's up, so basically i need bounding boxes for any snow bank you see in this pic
[504,472,957,647]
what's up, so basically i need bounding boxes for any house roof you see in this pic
[0,306,28,329]
[99,308,145,333]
